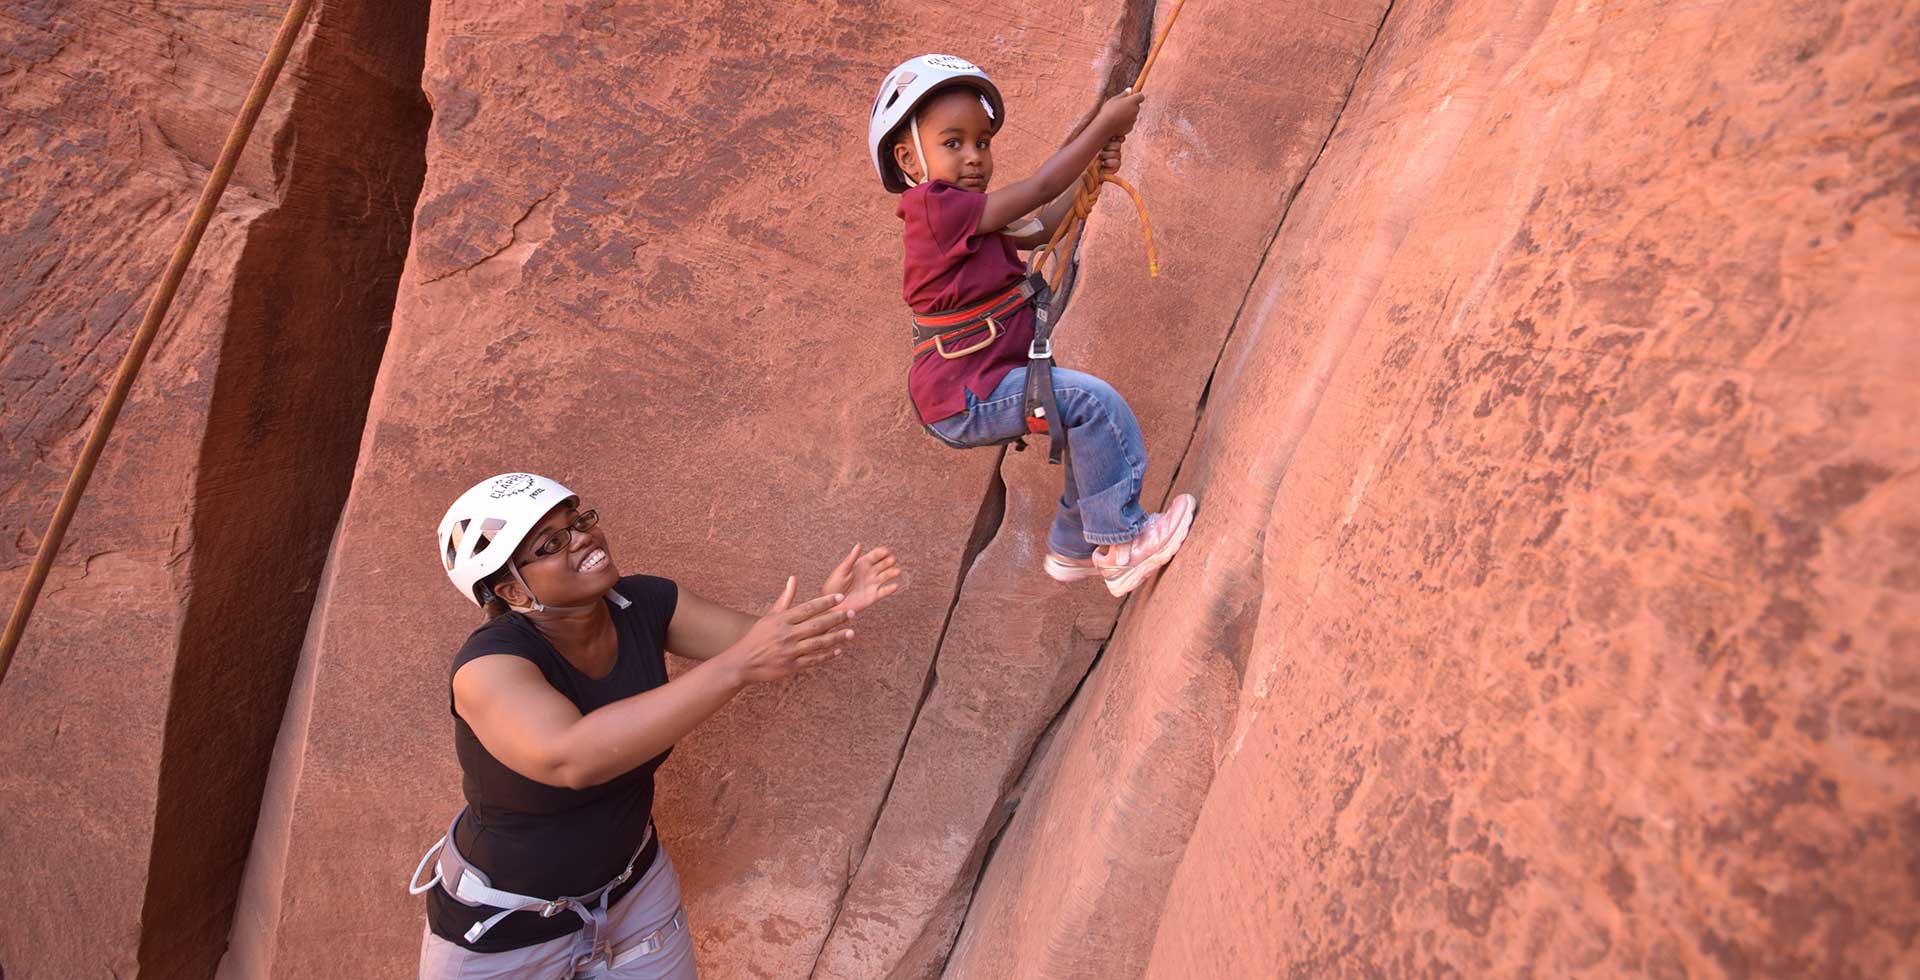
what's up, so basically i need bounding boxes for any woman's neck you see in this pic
[524,598,616,669]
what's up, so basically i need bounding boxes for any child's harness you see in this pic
[910,266,1077,464]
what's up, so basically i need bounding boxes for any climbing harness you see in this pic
[910,278,1037,359]
[410,806,681,978]
[0,0,315,687]
[906,272,1067,461]
[898,0,1192,466]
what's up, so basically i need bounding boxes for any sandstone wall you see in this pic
[224,2,1154,977]
[811,4,1394,978]
[950,0,1920,977]
[6,0,1913,977]
[0,2,427,977]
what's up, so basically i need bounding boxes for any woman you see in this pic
[411,472,900,978]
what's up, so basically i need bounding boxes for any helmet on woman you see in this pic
[867,54,1005,193]
[438,472,578,606]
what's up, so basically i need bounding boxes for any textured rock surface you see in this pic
[226,3,1169,978]
[0,1,427,977]
[9,0,1914,977]
[811,5,1390,978]
[953,0,1920,977]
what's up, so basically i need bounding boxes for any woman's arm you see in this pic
[664,589,755,662]
[454,653,750,789]
[454,582,851,789]
[979,90,1144,237]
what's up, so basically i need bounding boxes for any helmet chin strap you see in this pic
[907,112,927,187]
[505,561,546,613]
[506,557,602,611]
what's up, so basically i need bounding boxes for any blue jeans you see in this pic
[927,367,1149,558]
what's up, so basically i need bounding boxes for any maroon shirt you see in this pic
[898,180,1036,424]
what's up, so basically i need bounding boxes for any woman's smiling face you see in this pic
[508,503,620,607]
[895,87,995,190]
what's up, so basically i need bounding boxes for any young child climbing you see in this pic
[866,54,1196,597]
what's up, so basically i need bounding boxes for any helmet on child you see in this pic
[438,472,579,606]
[867,54,1006,193]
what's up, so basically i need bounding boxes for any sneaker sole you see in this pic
[1044,556,1102,582]
[1102,495,1196,597]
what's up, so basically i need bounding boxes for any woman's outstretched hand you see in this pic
[823,544,903,616]
[723,576,854,684]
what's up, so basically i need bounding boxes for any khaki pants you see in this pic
[419,848,697,979]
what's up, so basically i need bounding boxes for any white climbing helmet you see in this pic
[438,472,578,606]
[868,54,1006,193]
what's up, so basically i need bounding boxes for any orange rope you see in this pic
[0,0,316,688]
[1029,0,1190,292]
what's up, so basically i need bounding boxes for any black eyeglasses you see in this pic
[527,509,599,560]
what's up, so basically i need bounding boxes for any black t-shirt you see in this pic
[427,574,679,951]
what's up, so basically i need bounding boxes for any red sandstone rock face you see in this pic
[0,2,427,977]
[952,0,1920,977]
[228,3,1174,978]
[812,4,1391,978]
[9,0,1913,977]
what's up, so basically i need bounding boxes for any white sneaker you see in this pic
[1092,494,1196,597]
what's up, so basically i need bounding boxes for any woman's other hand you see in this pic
[723,576,854,684]
[1098,136,1124,176]
[823,544,903,616]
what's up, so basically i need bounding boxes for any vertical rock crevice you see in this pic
[805,452,1008,978]
[1160,0,1398,504]
[806,2,1164,972]
[933,0,1406,972]
[132,2,432,976]
[935,624,1114,976]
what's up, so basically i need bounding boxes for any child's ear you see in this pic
[892,141,920,183]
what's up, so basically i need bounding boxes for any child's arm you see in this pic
[978,90,1145,237]
[1007,136,1125,249]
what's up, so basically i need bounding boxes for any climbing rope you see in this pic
[1028,0,1191,293]
[0,0,316,689]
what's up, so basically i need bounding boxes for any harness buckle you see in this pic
[1028,336,1052,360]
[935,317,1000,359]
[540,899,568,918]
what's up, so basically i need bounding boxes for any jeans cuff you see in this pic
[1081,521,1145,546]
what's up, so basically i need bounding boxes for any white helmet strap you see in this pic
[505,560,546,613]
[907,112,927,187]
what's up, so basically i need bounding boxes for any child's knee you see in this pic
[1054,372,1127,422]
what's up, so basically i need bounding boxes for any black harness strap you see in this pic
[1020,271,1068,464]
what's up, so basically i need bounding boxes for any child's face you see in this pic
[895,88,994,191]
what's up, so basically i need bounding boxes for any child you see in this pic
[866,54,1196,597]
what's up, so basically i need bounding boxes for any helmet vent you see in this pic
[472,517,508,555]
[444,519,469,571]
